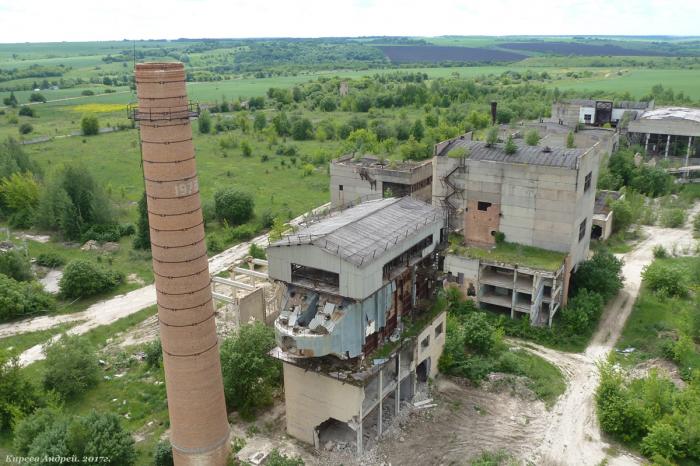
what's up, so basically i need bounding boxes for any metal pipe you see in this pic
[135,62,230,466]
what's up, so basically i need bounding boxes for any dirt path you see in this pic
[524,203,700,466]
[1,203,329,367]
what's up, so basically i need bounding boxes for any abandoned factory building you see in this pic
[627,106,700,159]
[329,154,433,208]
[266,197,446,454]
[433,134,600,327]
[552,99,653,127]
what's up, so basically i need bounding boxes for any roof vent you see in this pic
[542,146,552,153]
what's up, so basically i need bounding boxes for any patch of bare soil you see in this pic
[628,358,686,389]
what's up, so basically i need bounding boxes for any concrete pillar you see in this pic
[645,133,650,154]
[357,406,363,456]
[378,370,383,436]
[665,134,671,158]
[396,353,401,415]
[135,62,230,466]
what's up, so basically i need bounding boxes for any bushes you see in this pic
[573,249,623,302]
[133,192,151,250]
[560,289,604,334]
[462,312,498,354]
[143,339,162,368]
[214,188,254,226]
[249,243,266,260]
[641,261,689,297]
[198,110,212,134]
[14,409,136,465]
[0,249,32,281]
[42,334,99,399]
[18,106,35,117]
[59,260,124,298]
[36,252,66,268]
[18,123,33,135]
[0,352,40,433]
[525,129,540,146]
[153,440,174,466]
[81,115,99,136]
[220,322,281,418]
[0,273,55,322]
[660,208,686,228]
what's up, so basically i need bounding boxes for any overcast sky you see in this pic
[0,0,698,43]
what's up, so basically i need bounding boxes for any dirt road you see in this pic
[525,204,700,466]
[1,203,329,367]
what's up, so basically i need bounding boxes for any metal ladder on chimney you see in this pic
[441,156,465,229]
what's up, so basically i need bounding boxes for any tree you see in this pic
[566,131,576,148]
[642,422,684,461]
[573,249,623,301]
[81,115,99,136]
[132,192,151,250]
[198,110,211,134]
[611,198,634,233]
[485,126,498,147]
[319,96,337,112]
[411,119,425,140]
[642,261,689,298]
[461,312,498,354]
[18,106,35,117]
[268,216,289,242]
[504,135,518,155]
[59,260,124,299]
[343,129,379,155]
[291,118,313,141]
[43,334,99,399]
[29,92,46,103]
[220,323,281,418]
[0,351,40,433]
[0,249,32,281]
[153,440,174,466]
[0,273,54,322]
[400,136,430,161]
[253,112,267,132]
[213,188,254,226]
[525,130,541,146]
[1,171,39,227]
[272,112,291,137]
[3,91,18,107]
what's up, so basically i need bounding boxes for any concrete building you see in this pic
[628,107,700,160]
[266,197,446,454]
[592,190,623,241]
[329,154,433,208]
[552,99,652,127]
[433,134,601,326]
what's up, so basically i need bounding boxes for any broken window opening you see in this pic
[315,418,356,450]
[291,264,340,290]
[477,201,492,211]
[584,172,592,192]
[416,358,430,383]
[579,218,587,242]
[435,322,443,337]
[339,184,343,191]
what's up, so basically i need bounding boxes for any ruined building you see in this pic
[433,133,600,326]
[133,62,230,465]
[329,154,433,208]
[552,99,653,127]
[266,197,446,454]
[627,106,700,159]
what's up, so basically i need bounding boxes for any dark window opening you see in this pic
[584,172,592,192]
[584,114,592,122]
[291,264,339,289]
[421,336,430,349]
[383,234,433,280]
[416,358,430,383]
[435,322,443,337]
[467,283,476,297]
[579,219,587,242]
[339,184,343,191]
[477,201,492,211]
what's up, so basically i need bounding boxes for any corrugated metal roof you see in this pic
[639,107,700,124]
[270,197,443,267]
[443,139,585,169]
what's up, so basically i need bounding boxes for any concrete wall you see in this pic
[628,119,700,138]
[415,311,447,380]
[282,363,364,445]
[464,199,500,246]
[551,102,580,127]
[239,287,265,325]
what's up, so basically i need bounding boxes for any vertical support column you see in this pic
[645,133,650,154]
[135,62,229,466]
[378,370,383,437]
[665,134,671,158]
[356,406,363,456]
[396,352,401,415]
[686,137,694,180]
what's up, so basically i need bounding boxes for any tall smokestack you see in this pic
[490,101,498,126]
[134,62,229,465]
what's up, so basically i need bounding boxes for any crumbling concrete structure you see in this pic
[628,107,700,160]
[266,197,446,454]
[434,134,601,325]
[592,190,623,241]
[329,155,433,208]
[134,62,229,465]
[552,99,652,127]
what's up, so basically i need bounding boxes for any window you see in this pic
[584,172,592,192]
[338,184,343,191]
[579,218,587,242]
[584,114,592,122]
[435,322,444,338]
[421,335,430,349]
[477,201,492,211]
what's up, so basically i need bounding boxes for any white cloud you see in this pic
[0,0,698,42]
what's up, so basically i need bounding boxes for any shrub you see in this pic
[642,422,684,460]
[0,249,32,281]
[207,234,224,254]
[214,188,254,226]
[18,123,33,135]
[652,245,668,259]
[59,260,124,298]
[143,339,162,368]
[642,261,689,298]
[43,334,99,399]
[220,323,281,418]
[36,252,66,268]
[660,208,686,228]
[0,352,40,433]
[266,449,304,466]
[249,243,266,260]
[504,135,518,155]
[198,110,212,134]
[485,127,498,147]
[227,223,258,243]
[81,89,95,96]
[566,131,575,148]
[525,130,541,146]
[81,115,99,136]
[561,289,604,334]
[29,92,46,103]
[153,440,174,466]
[462,312,499,354]
[573,249,623,301]
[18,106,34,117]
[133,192,151,250]
[0,273,54,322]
[241,140,252,157]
